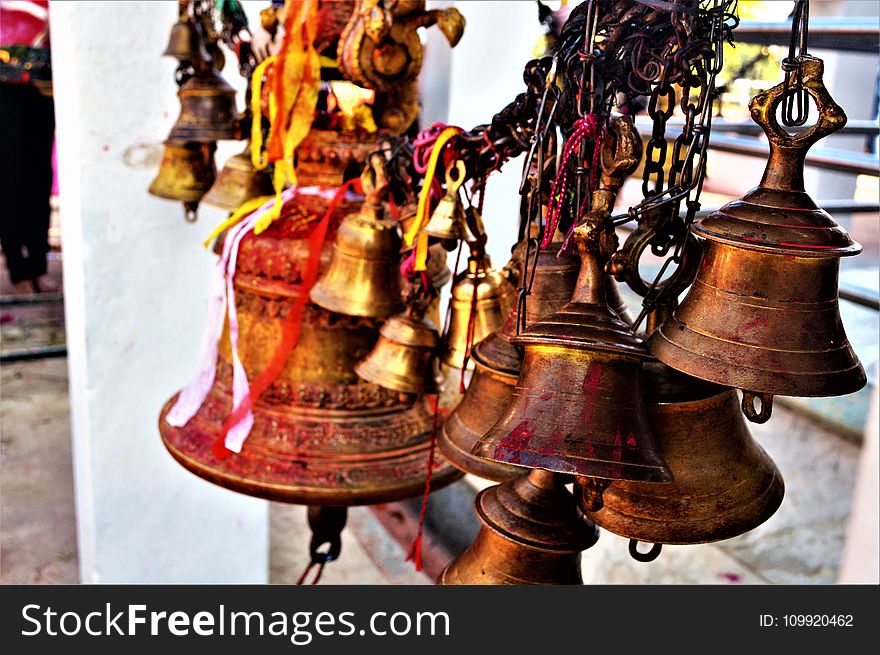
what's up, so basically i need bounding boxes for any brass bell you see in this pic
[202,144,274,211]
[649,57,865,423]
[585,361,784,544]
[162,15,206,64]
[440,238,581,481]
[310,201,404,319]
[421,161,469,242]
[149,139,217,211]
[169,70,240,143]
[355,311,439,394]
[442,253,515,370]
[439,469,598,585]
[158,132,462,506]
[473,224,672,485]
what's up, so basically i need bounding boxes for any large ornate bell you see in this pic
[169,70,240,143]
[440,237,582,480]
[309,190,404,319]
[442,252,515,370]
[649,57,865,422]
[149,139,217,210]
[585,360,784,544]
[473,224,672,485]
[355,311,439,395]
[202,144,274,211]
[158,130,460,506]
[439,469,598,585]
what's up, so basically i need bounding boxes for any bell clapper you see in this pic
[297,506,348,584]
[183,201,199,223]
[741,391,774,424]
[578,476,611,512]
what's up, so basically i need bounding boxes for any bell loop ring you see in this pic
[741,391,773,424]
[629,539,662,563]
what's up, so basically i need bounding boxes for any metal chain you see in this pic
[781,0,811,126]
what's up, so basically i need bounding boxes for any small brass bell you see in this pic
[149,139,217,215]
[585,360,784,544]
[310,203,404,319]
[421,161,469,242]
[649,57,865,423]
[202,144,274,212]
[162,15,206,64]
[442,253,515,370]
[169,70,240,143]
[439,469,598,585]
[473,224,672,485]
[355,311,439,395]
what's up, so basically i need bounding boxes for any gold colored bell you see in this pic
[162,15,206,64]
[169,70,240,143]
[442,253,515,370]
[158,130,461,507]
[355,311,439,394]
[439,469,598,585]
[149,139,217,203]
[309,201,404,319]
[421,161,469,242]
[649,57,865,422]
[585,361,784,544]
[473,224,672,484]
[202,144,274,211]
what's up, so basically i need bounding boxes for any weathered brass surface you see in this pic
[162,16,205,64]
[159,131,460,505]
[169,70,240,142]
[586,362,784,543]
[442,255,515,370]
[649,58,865,416]
[439,469,597,585]
[440,240,581,480]
[310,205,404,319]
[473,226,671,483]
[202,144,274,211]
[355,312,439,395]
[149,139,217,203]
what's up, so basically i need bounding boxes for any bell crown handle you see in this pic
[749,56,847,192]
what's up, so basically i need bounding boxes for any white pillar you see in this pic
[51,0,268,583]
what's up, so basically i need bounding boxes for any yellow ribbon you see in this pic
[202,195,274,249]
[250,55,278,170]
[405,127,462,271]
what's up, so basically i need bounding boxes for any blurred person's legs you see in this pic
[0,82,55,294]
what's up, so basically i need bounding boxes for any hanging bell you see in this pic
[439,469,598,585]
[169,70,240,143]
[202,144,274,211]
[440,237,581,480]
[584,360,784,544]
[442,253,515,370]
[473,223,672,484]
[309,201,404,319]
[162,15,206,64]
[649,57,865,423]
[421,160,469,242]
[158,130,461,507]
[355,311,439,394]
[149,139,217,217]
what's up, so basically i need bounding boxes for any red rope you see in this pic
[212,179,362,459]
[405,394,442,572]
[295,560,326,585]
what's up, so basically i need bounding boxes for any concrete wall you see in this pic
[52,0,268,583]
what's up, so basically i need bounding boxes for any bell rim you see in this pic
[649,320,868,398]
[439,415,518,482]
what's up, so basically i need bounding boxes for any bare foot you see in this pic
[32,275,61,294]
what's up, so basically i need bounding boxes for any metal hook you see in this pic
[741,391,774,424]
[629,540,663,563]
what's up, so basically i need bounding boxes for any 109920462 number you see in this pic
[783,615,853,627]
